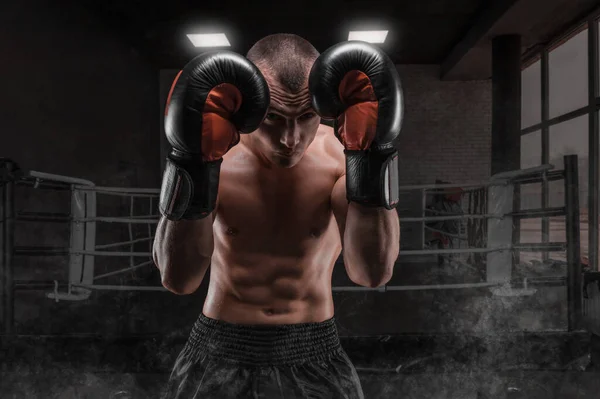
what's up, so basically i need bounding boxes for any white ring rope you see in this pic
[74,185,159,195]
[95,236,154,250]
[424,226,467,240]
[31,162,563,297]
[93,260,154,281]
[75,216,158,224]
[70,250,152,257]
[72,283,167,292]
[401,214,502,222]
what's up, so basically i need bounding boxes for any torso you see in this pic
[202,125,346,324]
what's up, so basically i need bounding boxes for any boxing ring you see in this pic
[0,155,597,337]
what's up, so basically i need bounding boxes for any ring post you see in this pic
[565,154,582,331]
[1,161,15,334]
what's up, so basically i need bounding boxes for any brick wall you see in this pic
[395,65,492,249]
[397,65,492,185]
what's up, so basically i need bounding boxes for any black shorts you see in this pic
[162,313,364,399]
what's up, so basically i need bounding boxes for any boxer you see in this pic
[155,33,402,399]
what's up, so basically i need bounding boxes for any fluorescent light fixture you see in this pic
[186,33,231,47]
[348,30,388,43]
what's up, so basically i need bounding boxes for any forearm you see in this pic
[153,215,214,294]
[343,203,400,287]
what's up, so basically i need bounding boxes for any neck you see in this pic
[239,135,302,174]
[239,135,276,170]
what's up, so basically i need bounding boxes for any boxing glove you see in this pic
[160,51,270,220]
[309,41,403,209]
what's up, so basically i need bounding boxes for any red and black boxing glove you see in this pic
[309,41,403,209]
[160,51,270,220]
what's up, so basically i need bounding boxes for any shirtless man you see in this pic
[154,34,402,399]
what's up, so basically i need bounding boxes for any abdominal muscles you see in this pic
[202,215,342,324]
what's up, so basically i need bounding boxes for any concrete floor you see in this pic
[2,370,600,398]
[0,332,597,399]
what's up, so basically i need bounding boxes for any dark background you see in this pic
[1,0,599,397]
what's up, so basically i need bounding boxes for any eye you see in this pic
[298,112,316,120]
[266,112,283,121]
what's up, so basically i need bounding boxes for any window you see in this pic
[520,131,542,211]
[520,130,542,169]
[520,18,600,269]
[549,28,588,118]
[521,60,541,128]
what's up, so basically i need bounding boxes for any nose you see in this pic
[279,121,300,150]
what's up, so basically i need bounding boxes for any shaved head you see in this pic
[243,34,321,169]
[246,33,320,93]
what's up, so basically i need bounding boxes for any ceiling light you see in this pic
[186,33,231,47]
[348,30,388,44]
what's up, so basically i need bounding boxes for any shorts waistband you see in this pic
[185,313,342,366]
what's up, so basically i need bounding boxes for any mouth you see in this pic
[276,151,296,157]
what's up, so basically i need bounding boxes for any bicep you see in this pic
[331,175,348,240]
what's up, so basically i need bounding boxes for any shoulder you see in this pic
[314,124,345,175]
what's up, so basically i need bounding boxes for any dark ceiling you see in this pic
[78,0,599,80]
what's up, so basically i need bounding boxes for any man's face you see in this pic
[249,75,321,168]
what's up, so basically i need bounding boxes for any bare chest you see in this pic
[214,153,340,249]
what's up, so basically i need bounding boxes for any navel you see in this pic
[263,308,289,316]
